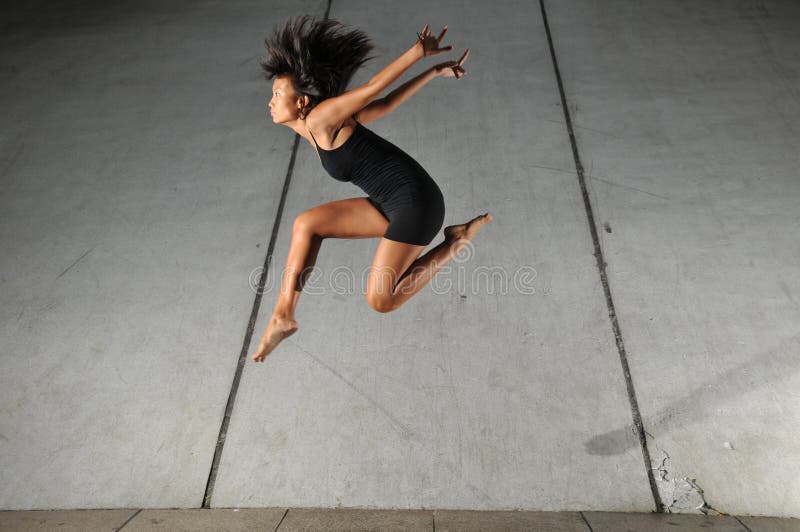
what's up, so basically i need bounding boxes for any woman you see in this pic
[252,16,492,363]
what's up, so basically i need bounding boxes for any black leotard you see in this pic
[309,121,445,246]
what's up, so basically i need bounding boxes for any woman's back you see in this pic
[310,120,435,208]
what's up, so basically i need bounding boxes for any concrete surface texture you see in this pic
[1,509,799,532]
[0,0,798,520]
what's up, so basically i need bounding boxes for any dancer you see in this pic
[252,16,492,362]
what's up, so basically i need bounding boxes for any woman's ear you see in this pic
[297,94,310,117]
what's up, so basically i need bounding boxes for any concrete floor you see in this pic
[1,0,798,520]
[1,509,799,532]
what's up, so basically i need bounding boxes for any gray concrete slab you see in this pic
[3,509,799,531]
[740,516,800,532]
[0,509,137,531]
[210,0,652,511]
[545,0,800,517]
[434,510,588,532]
[277,508,432,532]
[0,0,324,510]
[124,508,286,531]
[583,511,748,531]
[2,0,798,518]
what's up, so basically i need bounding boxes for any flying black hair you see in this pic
[259,16,374,118]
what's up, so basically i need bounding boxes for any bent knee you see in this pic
[366,293,397,314]
[293,210,319,236]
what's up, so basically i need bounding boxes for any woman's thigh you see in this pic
[295,197,389,239]
[367,237,426,306]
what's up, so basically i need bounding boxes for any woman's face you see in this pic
[269,75,305,123]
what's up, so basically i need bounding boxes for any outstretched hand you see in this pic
[434,49,470,79]
[417,24,453,57]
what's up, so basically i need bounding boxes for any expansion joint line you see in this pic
[201,133,301,508]
[538,0,664,512]
[202,0,333,509]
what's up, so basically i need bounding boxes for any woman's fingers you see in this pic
[419,24,461,56]
[436,60,466,79]
[458,48,470,65]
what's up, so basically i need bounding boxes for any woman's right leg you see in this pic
[252,197,389,362]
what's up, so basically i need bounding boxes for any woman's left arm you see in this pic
[357,49,470,125]
[308,25,453,131]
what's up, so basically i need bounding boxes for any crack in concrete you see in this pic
[288,338,416,440]
[646,432,720,515]
[55,245,96,281]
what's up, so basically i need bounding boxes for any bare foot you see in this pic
[252,315,298,362]
[444,212,493,244]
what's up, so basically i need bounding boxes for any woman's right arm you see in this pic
[357,50,470,125]
[308,25,452,132]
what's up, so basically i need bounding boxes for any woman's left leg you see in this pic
[366,213,493,313]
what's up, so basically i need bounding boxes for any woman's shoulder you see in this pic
[305,116,361,150]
